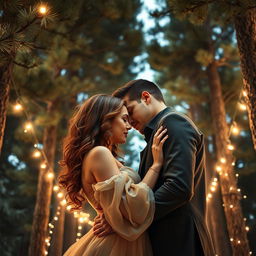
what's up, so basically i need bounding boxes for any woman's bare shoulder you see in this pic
[83,146,119,182]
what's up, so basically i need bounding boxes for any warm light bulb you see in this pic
[242,90,247,97]
[227,144,234,150]
[207,193,212,199]
[243,195,247,199]
[13,103,23,112]
[25,122,33,131]
[216,166,222,172]
[47,172,54,179]
[239,103,246,111]
[33,150,41,158]
[60,199,67,206]
[230,238,234,242]
[54,216,58,221]
[237,240,241,244]
[57,192,63,198]
[220,157,226,163]
[38,5,47,15]
[53,185,59,191]
[231,126,240,135]
[78,226,82,230]
[212,181,217,186]
[77,232,81,236]
[245,226,249,231]
[210,187,216,192]
[230,205,234,208]
[66,205,72,211]
[40,163,47,169]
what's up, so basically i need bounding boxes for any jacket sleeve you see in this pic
[153,113,200,221]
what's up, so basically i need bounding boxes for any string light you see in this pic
[38,4,48,15]
[239,103,246,111]
[13,103,23,112]
[220,157,226,163]
[32,150,41,158]
[40,163,47,169]
[227,144,234,150]
[47,172,54,179]
[216,165,222,172]
[24,122,33,133]
[53,185,59,191]
[231,125,240,136]
[57,192,63,198]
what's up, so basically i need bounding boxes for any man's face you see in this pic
[124,95,153,134]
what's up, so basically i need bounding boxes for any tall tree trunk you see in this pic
[234,10,256,150]
[0,63,12,156]
[29,102,58,256]
[49,204,65,256]
[204,138,232,256]
[207,61,250,255]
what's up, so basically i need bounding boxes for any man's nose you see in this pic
[127,122,132,130]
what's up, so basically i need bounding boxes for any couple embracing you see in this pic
[59,79,215,256]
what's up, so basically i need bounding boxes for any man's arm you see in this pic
[153,114,200,221]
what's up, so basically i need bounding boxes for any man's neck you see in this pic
[152,102,167,117]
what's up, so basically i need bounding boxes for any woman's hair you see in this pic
[59,94,124,210]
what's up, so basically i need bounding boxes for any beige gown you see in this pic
[63,167,155,256]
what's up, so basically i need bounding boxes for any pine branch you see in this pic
[13,60,38,69]
[0,17,37,42]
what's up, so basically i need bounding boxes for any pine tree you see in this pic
[0,0,56,156]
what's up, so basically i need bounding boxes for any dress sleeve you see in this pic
[93,171,155,241]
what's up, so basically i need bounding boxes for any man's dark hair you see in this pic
[112,79,165,103]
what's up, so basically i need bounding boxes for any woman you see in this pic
[59,94,168,256]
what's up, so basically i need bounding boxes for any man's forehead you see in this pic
[123,95,133,107]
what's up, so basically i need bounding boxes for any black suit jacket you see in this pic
[139,107,215,256]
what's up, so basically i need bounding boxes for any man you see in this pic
[95,79,215,256]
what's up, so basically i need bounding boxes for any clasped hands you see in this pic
[93,211,114,237]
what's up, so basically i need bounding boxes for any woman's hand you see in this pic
[151,126,168,171]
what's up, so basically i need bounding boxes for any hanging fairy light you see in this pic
[32,150,42,158]
[40,162,47,169]
[227,144,235,151]
[24,122,33,133]
[13,103,23,112]
[53,185,59,191]
[46,172,54,179]
[239,103,247,111]
[38,4,48,15]
[231,123,240,136]
[242,90,247,97]
[220,157,226,163]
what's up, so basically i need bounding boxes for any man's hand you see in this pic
[93,212,114,237]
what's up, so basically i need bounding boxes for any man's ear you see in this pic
[141,91,151,104]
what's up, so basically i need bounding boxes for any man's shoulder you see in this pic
[160,111,202,136]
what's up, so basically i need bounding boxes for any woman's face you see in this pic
[110,106,131,144]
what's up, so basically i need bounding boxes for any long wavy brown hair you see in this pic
[59,94,124,210]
